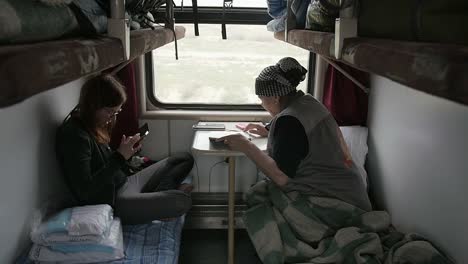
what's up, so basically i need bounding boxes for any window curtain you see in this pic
[110,62,139,149]
[323,62,369,126]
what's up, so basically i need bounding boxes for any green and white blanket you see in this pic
[243,181,453,264]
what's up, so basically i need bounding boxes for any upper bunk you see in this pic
[0,1,184,108]
[275,0,468,107]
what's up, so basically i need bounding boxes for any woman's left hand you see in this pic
[217,134,252,152]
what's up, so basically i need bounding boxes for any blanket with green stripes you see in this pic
[243,181,453,264]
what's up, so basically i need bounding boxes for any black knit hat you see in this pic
[255,57,307,96]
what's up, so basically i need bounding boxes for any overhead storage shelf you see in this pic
[275,30,335,58]
[275,29,468,106]
[0,26,185,108]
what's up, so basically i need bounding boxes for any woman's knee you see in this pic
[168,152,194,168]
[168,152,194,175]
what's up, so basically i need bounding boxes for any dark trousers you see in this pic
[114,152,194,224]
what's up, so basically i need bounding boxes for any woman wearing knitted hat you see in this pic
[218,57,371,212]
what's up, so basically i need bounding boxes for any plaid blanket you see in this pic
[243,181,453,264]
[112,216,184,264]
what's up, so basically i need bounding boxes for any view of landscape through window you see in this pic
[152,23,310,105]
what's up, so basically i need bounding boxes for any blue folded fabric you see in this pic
[45,208,72,234]
[267,15,287,32]
[50,243,114,254]
[267,0,287,18]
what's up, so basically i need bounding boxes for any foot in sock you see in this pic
[177,183,194,193]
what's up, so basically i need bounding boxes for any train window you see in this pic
[147,23,310,110]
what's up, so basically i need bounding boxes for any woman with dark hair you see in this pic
[56,74,194,224]
[219,57,371,211]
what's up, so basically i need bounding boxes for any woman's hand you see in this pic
[220,133,289,187]
[217,134,253,153]
[243,123,268,137]
[117,133,142,160]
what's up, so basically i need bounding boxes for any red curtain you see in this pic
[110,62,139,149]
[323,62,369,126]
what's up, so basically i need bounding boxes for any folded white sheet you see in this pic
[68,204,113,236]
[29,218,124,263]
[31,204,113,245]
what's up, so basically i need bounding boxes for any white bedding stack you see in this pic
[29,204,124,263]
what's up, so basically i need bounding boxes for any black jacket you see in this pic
[56,117,129,206]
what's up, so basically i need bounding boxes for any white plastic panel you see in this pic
[367,75,468,263]
[0,79,83,262]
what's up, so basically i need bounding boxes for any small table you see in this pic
[191,122,267,264]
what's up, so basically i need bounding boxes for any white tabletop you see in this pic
[191,122,268,156]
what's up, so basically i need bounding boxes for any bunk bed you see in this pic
[275,30,468,106]
[274,2,468,107]
[1,1,189,263]
[10,26,187,263]
[10,26,187,262]
[16,216,185,264]
[0,26,185,108]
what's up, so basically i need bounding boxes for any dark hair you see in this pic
[75,74,127,144]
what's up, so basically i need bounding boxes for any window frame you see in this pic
[153,7,271,25]
[146,9,315,111]
[145,53,267,111]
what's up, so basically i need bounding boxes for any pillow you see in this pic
[339,126,369,188]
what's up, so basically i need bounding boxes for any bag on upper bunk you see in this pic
[305,0,357,32]
[305,0,341,32]
[358,0,468,45]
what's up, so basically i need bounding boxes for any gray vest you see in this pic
[268,93,372,211]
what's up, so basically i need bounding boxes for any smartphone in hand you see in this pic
[135,123,149,145]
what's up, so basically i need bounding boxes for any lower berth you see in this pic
[244,181,454,264]
[17,216,185,264]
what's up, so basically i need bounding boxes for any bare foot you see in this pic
[177,183,194,193]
